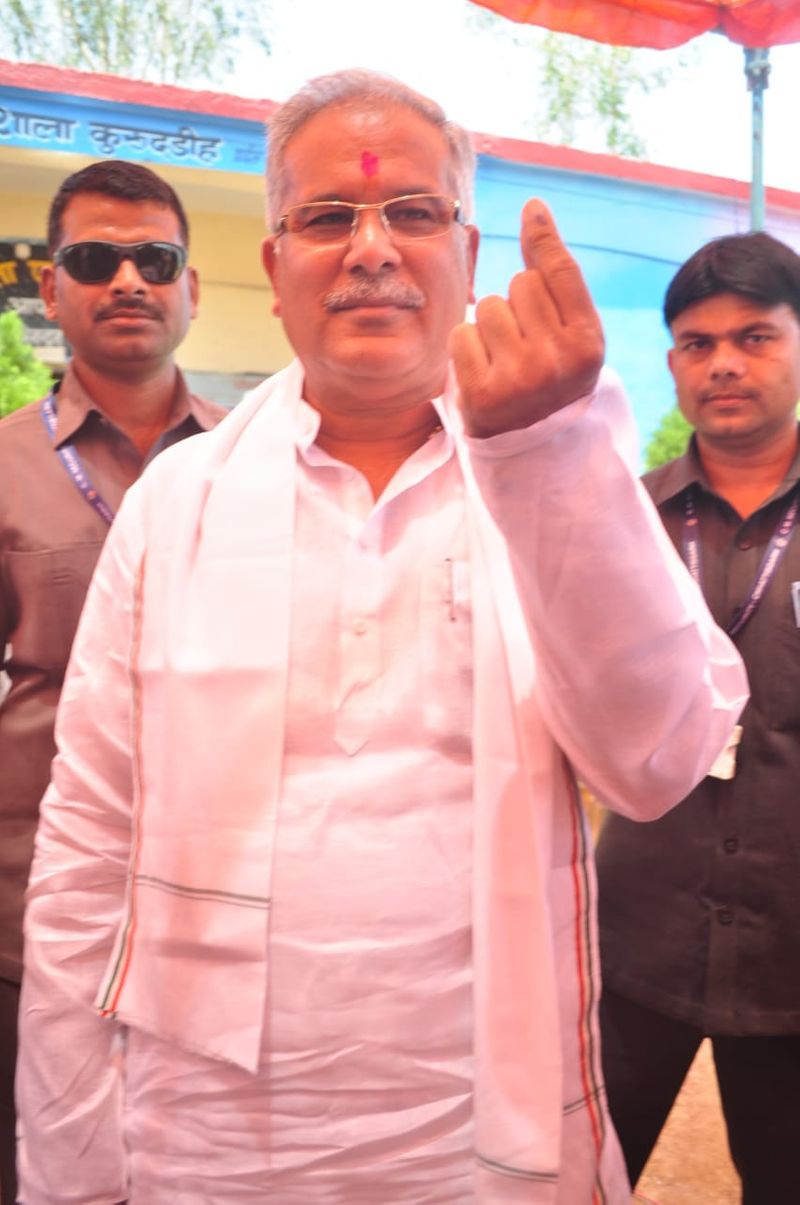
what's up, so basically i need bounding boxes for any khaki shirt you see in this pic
[0,364,227,980]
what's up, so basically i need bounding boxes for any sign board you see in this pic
[0,84,265,174]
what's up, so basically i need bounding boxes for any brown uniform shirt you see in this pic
[0,365,227,981]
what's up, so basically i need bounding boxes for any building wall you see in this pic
[176,207,292,379]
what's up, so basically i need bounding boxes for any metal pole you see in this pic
[744,47,770,231]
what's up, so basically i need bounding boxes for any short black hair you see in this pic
[47,160,190,255]
[664,231,800,328]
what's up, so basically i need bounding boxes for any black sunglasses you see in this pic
[53,240,187,285]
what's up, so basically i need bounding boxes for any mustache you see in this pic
[323,278,425,311]
[95,298,164,322]
[700,389,757,402]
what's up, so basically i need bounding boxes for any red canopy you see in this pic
[469,1,800,49]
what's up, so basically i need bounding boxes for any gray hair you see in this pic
[265,69,476,229]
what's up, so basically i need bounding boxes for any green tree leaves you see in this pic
[643,405,692,470]
[464,5,672,158]
[0,0,271,86]
[0,311,54,419]
[537,33,669,158]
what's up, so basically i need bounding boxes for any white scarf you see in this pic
[98,360,589,1200]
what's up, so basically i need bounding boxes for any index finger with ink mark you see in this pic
[520,199,599,330]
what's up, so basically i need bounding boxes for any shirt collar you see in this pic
[49,361,215,447]
[292,395,322,451]
[646,427,800,509]
[645,437,705,507]
[289,379,454,460]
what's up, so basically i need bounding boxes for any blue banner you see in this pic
[0,84,266,174]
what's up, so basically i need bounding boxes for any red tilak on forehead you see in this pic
[360,150,379,178]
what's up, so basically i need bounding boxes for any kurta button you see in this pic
[718,907,733,925]
[736,535,752,550]
[724,836,739,854]
[353,618,368,636]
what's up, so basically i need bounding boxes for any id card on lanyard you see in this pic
[683,485,800,778]
[40,391,115,526]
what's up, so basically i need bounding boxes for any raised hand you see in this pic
[449,198,605,437]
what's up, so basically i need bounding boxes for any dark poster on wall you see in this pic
[0,240,65,362]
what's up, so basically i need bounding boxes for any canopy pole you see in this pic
[744,47,770,231]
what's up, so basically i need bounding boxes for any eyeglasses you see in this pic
[275,194,462,245]
[52,241,187,284]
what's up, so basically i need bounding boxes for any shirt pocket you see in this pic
[5,542,104,674]
[419,559,474,749]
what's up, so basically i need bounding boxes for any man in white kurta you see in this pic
[17,71,747,1204]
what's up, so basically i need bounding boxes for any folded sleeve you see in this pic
[16,489,147,1204]
[465,366,748,820]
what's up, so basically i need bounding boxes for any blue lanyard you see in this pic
[683,485,799,637]
[40,392,115,526]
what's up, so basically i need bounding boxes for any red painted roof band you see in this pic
[0,57,277,122]
[473,132,800,213]
[1,57,798,213]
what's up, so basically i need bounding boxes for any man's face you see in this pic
[668,293,800,452]
[40,192,198,378]
[262,103,479,413]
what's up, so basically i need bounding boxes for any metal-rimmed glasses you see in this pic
[53,240,187,284]
[274,193,463,245]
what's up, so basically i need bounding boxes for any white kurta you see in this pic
[17,362,748,1204]
[121,412,476,1201]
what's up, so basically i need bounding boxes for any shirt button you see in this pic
[718,907,733,926]
[736,535,752,550]
[723,836,739,854]
[353,618,368,636]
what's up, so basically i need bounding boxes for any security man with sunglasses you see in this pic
[16,75,745,1203]
[0,159,226,1202]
